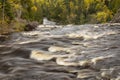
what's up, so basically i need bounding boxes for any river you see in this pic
[0,24,120,80]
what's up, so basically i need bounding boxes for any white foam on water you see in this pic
[66,29,117,40]
[17,39,40,44]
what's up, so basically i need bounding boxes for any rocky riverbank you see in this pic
[0,24,120,80]
[111,9,120,23]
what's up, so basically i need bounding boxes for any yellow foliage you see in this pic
[14,4,21,9]
[84,0,94,9]
[70,1,74,10]
[96,9,113,23]
[96,12,106,22]
[31,0,35,3]
[31,6,37,12]
[0,0,119,24]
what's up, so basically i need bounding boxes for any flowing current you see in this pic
[0,24,120,80]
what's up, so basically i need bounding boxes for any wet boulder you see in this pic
[24,21,39,31]
[0,35,8,42]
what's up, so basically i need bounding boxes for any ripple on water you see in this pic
[0,24,120,80]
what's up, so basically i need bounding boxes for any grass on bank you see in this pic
[0,20,26,35]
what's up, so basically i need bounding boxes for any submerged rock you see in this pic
[77,69,99,79]
[30,50,55,61]
[56,57,79,66]
[48,46,70,53]
[0,35,9,42]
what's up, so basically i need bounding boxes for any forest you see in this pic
[0,0,120,34]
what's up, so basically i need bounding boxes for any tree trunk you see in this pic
[2,0,5,23]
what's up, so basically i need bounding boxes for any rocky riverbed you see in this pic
[0,24,120,80]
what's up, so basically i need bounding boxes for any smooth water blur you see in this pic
[0,24,120,80]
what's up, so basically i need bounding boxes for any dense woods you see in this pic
[0,0,120,34]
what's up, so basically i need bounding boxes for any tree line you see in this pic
[0,0,120,25]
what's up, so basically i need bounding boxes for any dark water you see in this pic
[0,24,120,80]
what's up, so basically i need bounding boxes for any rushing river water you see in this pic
[0,24,120,80]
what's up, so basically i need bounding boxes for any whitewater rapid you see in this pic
[0,24,120,80]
